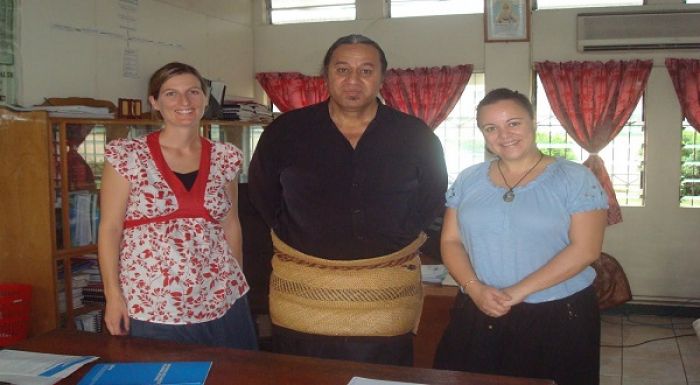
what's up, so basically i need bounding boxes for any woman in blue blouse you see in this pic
[433,88,608,385]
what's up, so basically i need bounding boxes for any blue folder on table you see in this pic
[77,361,212,385]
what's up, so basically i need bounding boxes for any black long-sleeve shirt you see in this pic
[248,100,447,260]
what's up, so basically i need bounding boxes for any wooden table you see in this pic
[10,329,554,385]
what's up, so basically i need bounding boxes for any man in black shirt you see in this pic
[248,34,447,366]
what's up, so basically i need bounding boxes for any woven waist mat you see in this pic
[269,232,426,337]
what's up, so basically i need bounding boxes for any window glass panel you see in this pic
[269,0,355,24]
[0,0,18,104]
[272,0,350,7]
[77,126,106,189]
[535,76,645,206]
[536,0,641,9]
[391,0,483,18]
[681,120,700,208]
[433,73,486,184]
[686,0,700,4]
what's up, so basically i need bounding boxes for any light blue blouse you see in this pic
[446,157,609,303]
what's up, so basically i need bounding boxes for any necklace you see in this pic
[497,152,544,202]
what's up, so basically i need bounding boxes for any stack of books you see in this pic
[74,309,103,333]
[221,100,273,122]
[68,191,99,247]
[56,272,91,313]
[73,254,105,306]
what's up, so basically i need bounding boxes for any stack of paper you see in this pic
[29,105,114,119]
[0,350,98,385]
[56,273,91,312]
[74,309,103,333]
[420,264,448,284]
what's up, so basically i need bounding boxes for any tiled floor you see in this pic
[600,314,700,385]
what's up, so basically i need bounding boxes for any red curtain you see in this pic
[255,72,328,113]
[379,65,473,130]
[535,60,652,225]
[665,58,700,132]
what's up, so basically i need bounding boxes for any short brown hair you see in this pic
[147,62,209,119]
[148,62,209,100]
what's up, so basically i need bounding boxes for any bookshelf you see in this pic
[0,106,268,336]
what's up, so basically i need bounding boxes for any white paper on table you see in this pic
[420,264,448,284]
[0,350,98,385]
[347,377,427,385]
[0,373,55,385]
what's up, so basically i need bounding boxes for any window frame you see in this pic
[389,0,483,19]
[680,120,700,208]
[534,0,643,9]
[267,0,356,25]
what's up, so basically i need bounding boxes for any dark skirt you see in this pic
[273,325,414,366]
[129,294,259,350]
[434,285,600,385]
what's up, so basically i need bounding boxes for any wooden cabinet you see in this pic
[0,108,56,336]
[0,106,267,336]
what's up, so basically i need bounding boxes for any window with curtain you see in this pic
[268,0,355,25]
[535,0,641,9]
[390,0,483,18]
[535,76,645,207]
[433,72,486,184]
[681,119,700,208]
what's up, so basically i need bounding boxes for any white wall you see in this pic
[16,0,700,304]
[253,2,700,304]
[18,0,255,107]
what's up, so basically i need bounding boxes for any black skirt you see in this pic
[272,325,414,366]
[434,285,600,385]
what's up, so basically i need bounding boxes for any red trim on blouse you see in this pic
[124,131,216,229]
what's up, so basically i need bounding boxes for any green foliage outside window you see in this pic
[680,125,700,206]
[536,131,577,161]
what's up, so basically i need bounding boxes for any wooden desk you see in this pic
[12,330,554,385]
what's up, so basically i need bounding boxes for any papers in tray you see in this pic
[77,361,212,385]
[420,264,459,286]
[0,350,98,385]
[420,264,448,284]
[27,105,114,119]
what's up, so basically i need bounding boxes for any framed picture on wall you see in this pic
[484,0,530,42]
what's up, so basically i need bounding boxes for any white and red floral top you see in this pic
[105,131,249,325]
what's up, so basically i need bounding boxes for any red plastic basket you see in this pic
[0,283,32,347]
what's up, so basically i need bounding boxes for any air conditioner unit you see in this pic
[577,11,700,52]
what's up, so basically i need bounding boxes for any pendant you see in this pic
[503,190,515,202]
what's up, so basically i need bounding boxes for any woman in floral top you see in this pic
[98,62,257,349]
